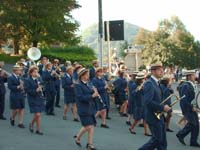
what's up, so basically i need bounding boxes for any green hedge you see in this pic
[0,53,21,64]
[0,46,96,67]
[41,46,96,67]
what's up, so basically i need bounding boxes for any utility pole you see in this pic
[98,0,103,67]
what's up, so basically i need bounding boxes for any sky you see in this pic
[72,0,200,40]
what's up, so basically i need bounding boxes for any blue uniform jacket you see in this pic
[38,64,44,76]
[113,77,127,94]
[89,67,95,80]
[179,82,195,115]
[92,77,108,103]
[0,75,7,95]
[8,74,24,101]
[62,73,75,97]
[132,88,144,108]
[74,81,96,116]
[143,77,164,124]
[24,77,44,105]
[128,80,136,113]
[160,84,173,105]
[42,70,56,94]
[52,66,61,86]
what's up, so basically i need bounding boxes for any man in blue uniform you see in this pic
[138,64,171,150]
[42,63,57,115]
[89,60,99,81]
[0,62,9,120]
[52,59,61,108]
[176,70,200,147]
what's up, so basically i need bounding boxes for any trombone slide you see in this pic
[155,95,186,120]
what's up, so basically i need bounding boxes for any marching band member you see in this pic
[138,64,171,150]
[62,66,79,121]
[126,72,137,125]
[176,70,200,147]
[42,62,56,116]
[0,62,9,120]
[24,66,45,135]
[92,67,109,128]
[8,65,26,128]
[74,68,98,150]
[52,59,61,108]
[38,57,48,76]
[113,70,128,117]
[160,75,174,132]
[129,72,151,136]
[102,66,111,120]
[89,60,99,81]
[73,64,82,82]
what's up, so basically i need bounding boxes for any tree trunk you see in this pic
[32,41,38,47]
[13,39,19,55]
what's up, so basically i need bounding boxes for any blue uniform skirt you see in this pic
[79,115,96,127]
[64,95,75,104]
[28,97,45,113]
[10,99,25,109]
[134,107,144,120]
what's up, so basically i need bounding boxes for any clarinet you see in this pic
[88,82,106,107]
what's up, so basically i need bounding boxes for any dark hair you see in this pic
[160,79,169,86]
[29,66,38,75]
[135,79,143,85]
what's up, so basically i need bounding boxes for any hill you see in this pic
[80,22,141,56]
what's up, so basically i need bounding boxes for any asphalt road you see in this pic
[0,65,199,150]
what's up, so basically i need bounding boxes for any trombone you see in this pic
[155,94,186,120]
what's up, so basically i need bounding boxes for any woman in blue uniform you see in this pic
[113,70,128,116]
[129,72,151,136]
[62,66,79,121]
[8,65,25,128]
[126,72,137,125]
[160,75,174,132]
[24,66,45,135]
[74,68,98,150]
[92,67,109,128]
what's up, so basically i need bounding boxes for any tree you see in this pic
[0,0,80,54]
[134,16,200,68]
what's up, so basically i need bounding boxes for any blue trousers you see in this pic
[177,112,199,144]
[45,92,55,113]
[138,121,167,150]
[55,84,60,106]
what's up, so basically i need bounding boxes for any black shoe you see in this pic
[73,118,80,122]
[122,113,128,117]
[101,124,109,128]
[144,133,152,136]
[138,123,144,127]
[18,124,25,128]
[86,143,96,150]
[129,128,136,134]
[29,123,34,133]
[10,118,15,126]
[190,143,200,147]
[0,116,6,120]
[166,128,174,132]
[36,130,43,135]
[106,116,111,120]
[126,121,131,126]
[73,135,82,147]
[55,105,61,108]
[176,134,186,145]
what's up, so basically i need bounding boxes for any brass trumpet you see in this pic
[155,94,186,120]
